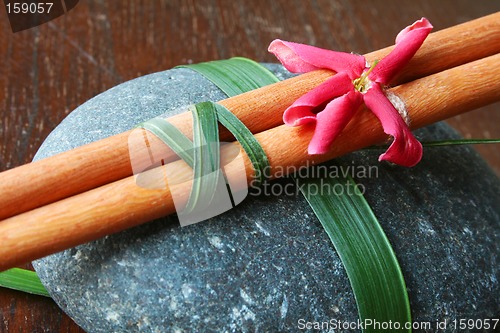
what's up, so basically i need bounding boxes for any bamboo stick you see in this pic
[1,12,499,220]
[1,53,499,272]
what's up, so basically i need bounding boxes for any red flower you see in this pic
[269,18,433,167]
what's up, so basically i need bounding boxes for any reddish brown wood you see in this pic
[0,1,498,332]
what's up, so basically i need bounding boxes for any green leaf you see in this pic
[297,171,411,333]
[144,101,271,212]
[421,138,500,147]
[183,102,221,213]
[213,102,270,185]
[366,138,500,150]
[140,117,195,167]
[180,58,274,185]
[0,268,50,297]
[179,57,279,96]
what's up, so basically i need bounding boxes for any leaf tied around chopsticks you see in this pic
[141,100,271,217]
[141,57,279,218]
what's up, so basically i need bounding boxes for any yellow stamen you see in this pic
[353,60,379,93]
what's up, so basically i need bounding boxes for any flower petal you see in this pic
[363,84,422,167]
[308,90,363,155]
[283,72,353,126]
[369,18,433,84]
[268,39,366,79]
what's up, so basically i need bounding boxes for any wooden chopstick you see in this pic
[1,12,499,221]
[1,53,499,272]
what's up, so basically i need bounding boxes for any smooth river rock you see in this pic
[33,64,499,332]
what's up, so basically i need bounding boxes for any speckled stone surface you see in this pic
[33,65,499,333]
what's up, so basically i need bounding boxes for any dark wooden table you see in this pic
[0,1,498,332]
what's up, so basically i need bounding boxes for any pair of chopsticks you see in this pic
[1,13,499,271]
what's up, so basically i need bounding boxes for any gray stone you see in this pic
[33,64,499,333]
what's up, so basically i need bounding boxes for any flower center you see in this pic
[353,60,379,93]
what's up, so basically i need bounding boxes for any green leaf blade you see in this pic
[298,173,411,333]
[421,138,500,147]
[179,57,279,97]
[183,102,221,214]
[141,118,195,167]
[365,138,500,150]
[213,102,270,185]
[0,268,50,297]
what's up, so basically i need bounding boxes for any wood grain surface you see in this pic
[0,1,498,332]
